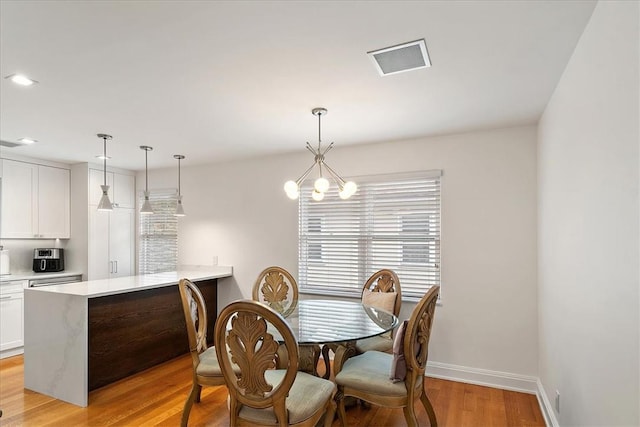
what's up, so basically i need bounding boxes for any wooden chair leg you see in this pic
[420,392,438,427]
[324,399,337,427]
[181,382,199,427]
[336,391,348,427]
[402,403,419,427]
[194,383,202,403]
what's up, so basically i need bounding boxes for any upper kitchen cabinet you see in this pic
[89,168,135,208]
[1,159,70,239]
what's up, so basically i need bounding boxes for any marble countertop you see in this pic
[0,271,83,283]
[23,267,233,298]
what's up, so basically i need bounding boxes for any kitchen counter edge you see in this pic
[1,271,83,283]
[23,267,233,298]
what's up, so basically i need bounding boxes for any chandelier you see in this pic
[284,108,357,201]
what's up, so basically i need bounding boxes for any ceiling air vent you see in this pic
[0,140,21,148]
[368,39,431,76]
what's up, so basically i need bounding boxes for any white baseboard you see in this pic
[536,378,559,427]
[425,361,558,426]
[0,346,24,359]
[425,361,538,394]
[331,354,552,426]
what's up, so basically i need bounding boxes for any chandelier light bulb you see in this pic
[284,180,299,194]
[284,180,300,199]
[314,177,330,193]
[311,189,325,201]
[339,181,358,199]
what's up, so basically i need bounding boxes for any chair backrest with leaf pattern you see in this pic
[215,300,299,420]
[252,266,299,317]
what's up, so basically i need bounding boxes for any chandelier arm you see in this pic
[305,142,317,155]
[295,162,317,185]
[321,142,334,156]
[322,161,347,187]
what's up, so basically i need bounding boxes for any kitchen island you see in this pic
[23,267,233,407]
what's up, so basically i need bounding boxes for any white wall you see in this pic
[538,1,639,425]
[147,125,538,378]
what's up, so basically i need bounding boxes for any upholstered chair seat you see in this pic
[237,369,336,425]
[335,351,423,397]
[354,335,394,354]
[194,347,222,377]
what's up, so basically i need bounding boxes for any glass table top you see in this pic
[270,299,398,345]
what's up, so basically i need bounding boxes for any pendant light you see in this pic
[139,145,154,215]
[284,107,357,201]
[96,133,113,211]
[173,155,186,217]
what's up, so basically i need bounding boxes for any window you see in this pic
[138,190,178,274]
[298,171,441,300]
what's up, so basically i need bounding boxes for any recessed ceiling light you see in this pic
[367,39,431,76]
[95,155,111,160]
[18,137,37,144]
[5,74,38,86]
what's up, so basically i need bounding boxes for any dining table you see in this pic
[268,298,399,378]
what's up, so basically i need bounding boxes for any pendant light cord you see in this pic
[177,158,181,196]
[145,150,149,192]
[103,137,107,186]
[318,111,322,152]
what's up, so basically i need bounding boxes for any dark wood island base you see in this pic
[88,279,217,391]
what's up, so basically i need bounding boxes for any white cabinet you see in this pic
[89,168,135,209]
[88,208,135,280]
[0,159,70,239]
[38,165,71,238]
[88,167,136,280]
[0,281,25,354]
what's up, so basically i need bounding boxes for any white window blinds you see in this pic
[298,171,441,300]
[138,190,178,274]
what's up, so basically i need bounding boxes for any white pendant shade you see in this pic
[97,185,113,211]
[173,155,186,217]
[140,146,154,215]
[175,195,186,217]
[140,191,154,215]
[96,134,113,212]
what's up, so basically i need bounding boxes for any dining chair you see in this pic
[215,300,337,427]
[334,285,440,427]
[253,266,322,376]
[321,269,402,378]
[252,266,299,317]
[178,278,225,427]
[355,269,402,353]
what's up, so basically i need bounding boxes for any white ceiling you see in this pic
[0,0,597,171]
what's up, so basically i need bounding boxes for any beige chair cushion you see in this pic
[362,289,397,339]
[362,289,397,313]
[390,320,408,382]
[238,369,335,425]
[196,346,222,378]
[335,351,422,398]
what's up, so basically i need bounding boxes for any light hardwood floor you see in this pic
[0,354,545,426]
